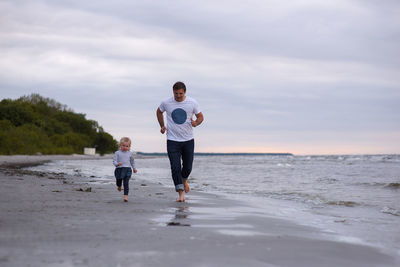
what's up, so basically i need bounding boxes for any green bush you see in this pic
[0,94,118,155]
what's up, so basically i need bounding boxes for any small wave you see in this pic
[255,191,326,206]
[326,201,357,207]
[385,183,400,189]
[352,182,400,189]
[317,177,339,184]
[381,207,400,216]
[276,163,292,167]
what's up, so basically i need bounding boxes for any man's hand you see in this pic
[160,126,166,134]
[191,112,204,127]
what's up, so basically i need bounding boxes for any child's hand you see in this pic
[133,168,137,173]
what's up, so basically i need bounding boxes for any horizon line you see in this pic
[135,152,400,156]
[136,152,294,156]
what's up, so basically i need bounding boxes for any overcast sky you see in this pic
[1,0,399,154]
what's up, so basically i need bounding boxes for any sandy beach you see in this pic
[0,155,399,267]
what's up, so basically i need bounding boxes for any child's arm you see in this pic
[130,154,137,173]
[113,152,120,167]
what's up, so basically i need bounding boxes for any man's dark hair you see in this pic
[173,81,186,92]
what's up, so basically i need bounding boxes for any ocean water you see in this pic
[27,154,400,254]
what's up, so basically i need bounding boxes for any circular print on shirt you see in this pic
[171,108,187,124]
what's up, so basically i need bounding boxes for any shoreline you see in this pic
[1,155,399,267]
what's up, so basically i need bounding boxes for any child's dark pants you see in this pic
[114,167,132,195]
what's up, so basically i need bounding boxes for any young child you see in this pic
[113,137,137,202]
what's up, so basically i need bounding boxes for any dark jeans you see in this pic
[114,167,132,195]
[167,139,194,192]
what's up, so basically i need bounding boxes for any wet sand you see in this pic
[0,155,399,267]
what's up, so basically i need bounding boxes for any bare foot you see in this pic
[183,180,190,193]
[118,186,122,192]
[123,195,128,202]
[176,190,185,202]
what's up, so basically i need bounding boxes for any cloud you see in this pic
[1,0,399,154]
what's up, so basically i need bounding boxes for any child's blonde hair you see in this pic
[119,137,131,145]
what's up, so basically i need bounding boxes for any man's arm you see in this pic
[191,112,204,127]
[156,108,166,134]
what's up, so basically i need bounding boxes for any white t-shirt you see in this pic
[159,96,201,142]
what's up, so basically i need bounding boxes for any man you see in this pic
[156,81,204,202]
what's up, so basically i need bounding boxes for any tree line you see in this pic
[0,94,118,155]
